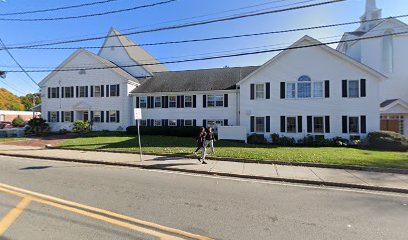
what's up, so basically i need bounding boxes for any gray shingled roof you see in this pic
[131,66,260,93]
[380,99,399,108]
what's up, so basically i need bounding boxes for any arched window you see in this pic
[383,30,394,73]
[298,75,311,82]
[297,75,312,98]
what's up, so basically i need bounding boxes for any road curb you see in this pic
[0,152,407,194]
[46,146,408,175]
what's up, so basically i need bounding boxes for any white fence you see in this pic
[217,126,247,143]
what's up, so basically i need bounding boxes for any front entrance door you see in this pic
[83,112,89,122]
[381,119,400,133]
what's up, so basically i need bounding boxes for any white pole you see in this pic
[137,119,143,162]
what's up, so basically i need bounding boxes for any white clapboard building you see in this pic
[40,0,407,138]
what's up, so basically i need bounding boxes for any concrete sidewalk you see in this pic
[0,144,407,193]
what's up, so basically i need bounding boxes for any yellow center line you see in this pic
[0,183,213,240]
[0,197,31,236]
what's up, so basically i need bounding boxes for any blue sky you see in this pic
[0,0,406,96]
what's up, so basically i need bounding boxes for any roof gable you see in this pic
[238,35,386,85]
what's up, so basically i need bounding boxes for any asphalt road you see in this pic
[0,156,407,240]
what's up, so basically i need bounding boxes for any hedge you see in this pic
[366,131,408,152]
[126,126,201,138]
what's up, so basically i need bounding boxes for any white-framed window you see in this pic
[154,120,162,126]
[94,86,101,97]
[184,96,193,108]
[348,80,359,98]
[64,111,72,122]
[109,111,117,123]
[349,116,360,134]
[287,117,297,133]
[184,119,193,126]
[50,87,58,98]
[64,87,74,98]
[110,85,119,97]
[169,119,177,126]
[140,120,147,126]
[139,96,147,108]
[154,96,161,108]
[286,83,296,99]
[255,84,265,99]
[93,111,102,122]
[79,86,87,98]
[207,95,224,107]
[313,116,324,133]
[255,117,265,133]
[313,82,323,98]
[169,96,177,108]
[50,111,58,122]
[207,120,224,130]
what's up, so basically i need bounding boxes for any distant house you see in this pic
[40,0,407,137]
[0,110,39,122]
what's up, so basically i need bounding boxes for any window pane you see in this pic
[349,80,359,98]
[51,112,58,122]
[110,85,117,96]
[313,117,324,133]
[110,112,116,122]
[169,120,177,126]
[94,111,101,122]
[185,96,192,107]
[169,96,177,108]
[185,120,193,126]
[215,95,224,107]
[140,97,147,108]
[140,120,147,126]
[64,112,71,122]
[255,117,265,132]
[297,83,311,98]
[154,120,162,126]
[154,97,161,108]
[287,83,296,98]
[313,82,323,98]
[95,86,101,97]
[287,117,297,133]
[349,117,359,133]
[256,84,265,99]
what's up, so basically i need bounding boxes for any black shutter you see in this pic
[91,86,94,97]
[266,83,271,99]
[106,85,110,97]
[250,84,255,100]
[203,95,207,108]
[250,116,255,132]
[266,116,270,133]
[181,96,185,108]
[361,115,367,133]
[116,84,120,96]
[147,96,151,109]
[177,119,181,127]
[307,116,313,133]
[48,88,51,98]
[101,85,105,97]
[101,111,104,123]
[165,96,169,108]
[280,82,285,99]
[280,116,285,132]
[90,111,94,121]
[224,94,228,107]
[47,112,51,122]
[177,96,181,108]
[193,95,197,108]
[71,87,74,98]
[61,111,64,122]
[324,80,330,98]
[298,116,303,133]
[56,87,60,98]
[193,119,197,127]
[71,111,74,122]
[116,111,120,123]
[56,111,60,122]
[342,80,348,98]
[61,87,65,98]
[86,86,89,97]
[360,79,366,97]
[203,119,207,127]
[76,86,79,98]
[224,119,229,126]
[161,96,165,108]
[325,116,330,133]
[106,111,110,123]
[151,96,155,108]
[342,116,348,133]
[181,119,185,127]
[136,97,140,108]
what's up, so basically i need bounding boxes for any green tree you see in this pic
[20,93,41,111]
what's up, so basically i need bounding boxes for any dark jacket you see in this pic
[206,132,215,141]
[196,131,207,147]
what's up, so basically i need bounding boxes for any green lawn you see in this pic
[0,137,27,142]
[58,132,408,169]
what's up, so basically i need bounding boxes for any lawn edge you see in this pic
[48,146,408,174]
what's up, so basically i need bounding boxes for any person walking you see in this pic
[206,127,216,154]
[193,127,207,164]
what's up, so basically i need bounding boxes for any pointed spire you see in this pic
[366,0,377,12]
[359,0,382,32]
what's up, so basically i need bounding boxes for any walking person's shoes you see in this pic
[193,152,197,156]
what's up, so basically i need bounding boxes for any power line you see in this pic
[0,0,346,49]
[6,14,407,51]
[3,30,407,73]
[0,0,177,21]
[0,0,122,16]
[0,39,39,87]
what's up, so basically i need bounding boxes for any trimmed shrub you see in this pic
[271,133,280,144]
[366,131,408,151]
[24,117,50,135]
[279,136,296,146]
[12,117,25,127]
[126,126,200,138]
[72,120,90,133]
[247,134,268,145]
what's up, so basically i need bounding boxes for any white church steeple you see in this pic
[359,0,382,32]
